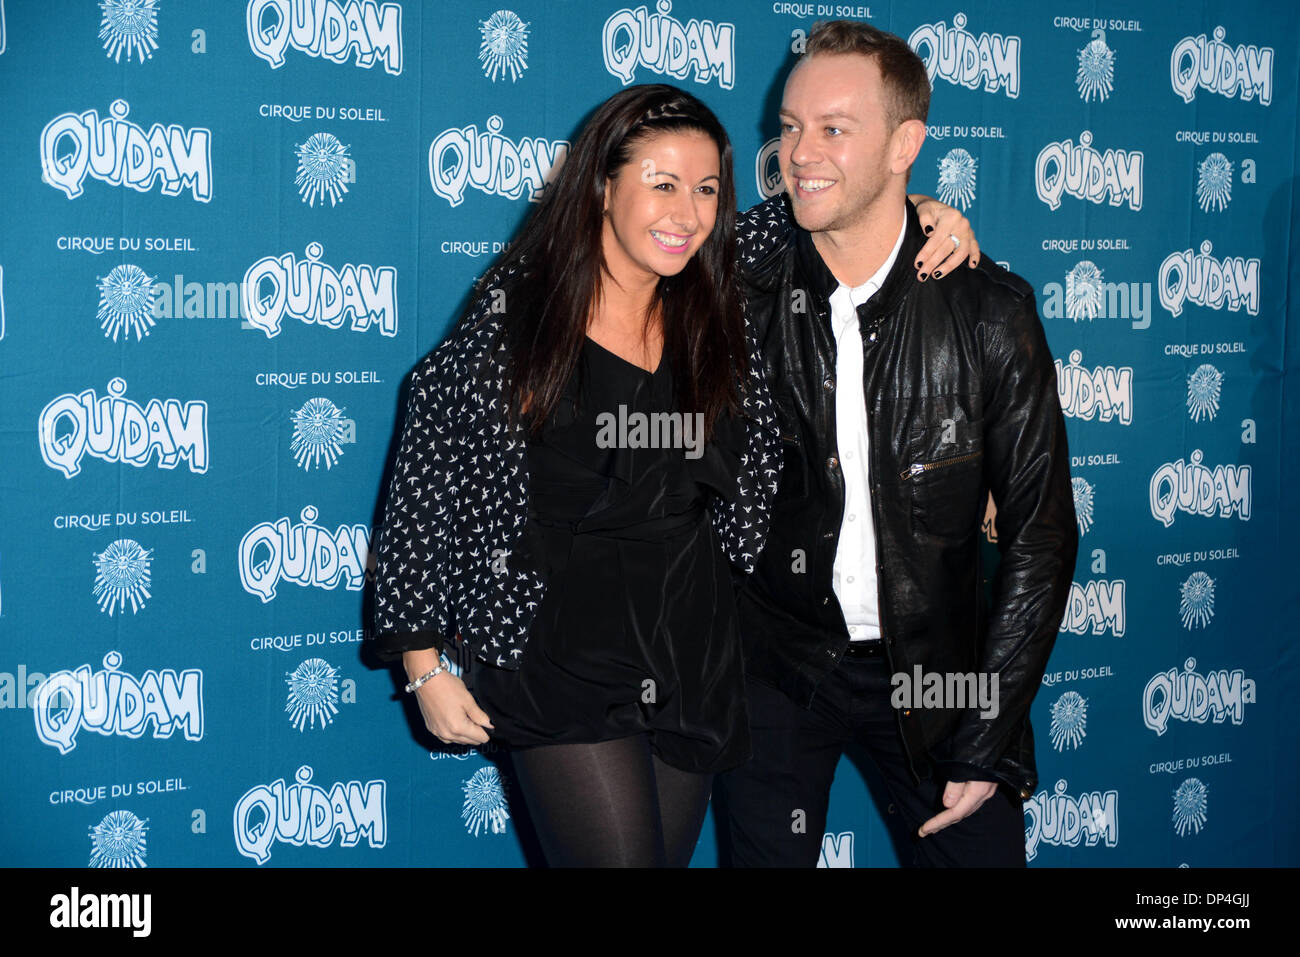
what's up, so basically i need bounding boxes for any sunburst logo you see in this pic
[1186,363,1222,422]
[936,148,977,211]
[295,132,352,207]
[1072,476,1095,536]
[1172,778,1208,837]
[479,10,529,82]
[99,0,159,64]
[285,657,340,731]
[1049,690,1087,751]
[1076,30,1114,102]
[97,264,157,342]
[1179,571,1215,630]
[1065,261,1104,321]
[89,809,149,867]
[1196,152,1232,213]
[93,539,152,616]
[461,766,509,836]
[291,397,348,471]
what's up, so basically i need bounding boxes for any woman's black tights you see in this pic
[510,734,712,867]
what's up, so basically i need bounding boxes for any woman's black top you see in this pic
[464,335,750,774]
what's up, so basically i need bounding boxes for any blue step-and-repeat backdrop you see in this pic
[1,0,1296,868]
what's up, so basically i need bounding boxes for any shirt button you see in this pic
[847,513,856,522]
[822,376,835,392]
[826,456,839,470]
[847,575,855,583]
[845,451,854,459]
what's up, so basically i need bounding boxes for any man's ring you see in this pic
[949,234,961,248]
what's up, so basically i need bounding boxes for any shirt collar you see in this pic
[842,210,908,306]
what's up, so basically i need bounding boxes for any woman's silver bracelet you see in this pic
[404,654,452,693]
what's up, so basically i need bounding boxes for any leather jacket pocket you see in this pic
[903,406,984,540]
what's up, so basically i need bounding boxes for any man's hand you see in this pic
[918,780,998,837]
[908,194,980,280]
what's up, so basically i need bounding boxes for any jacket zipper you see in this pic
[899,449,982,482]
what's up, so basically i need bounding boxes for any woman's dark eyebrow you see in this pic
[645,170,722,183]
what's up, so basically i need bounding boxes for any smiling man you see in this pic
[719,20,1078,867]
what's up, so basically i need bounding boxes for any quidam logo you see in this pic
[242,242,397,338]
[1158,241,1259,317]
[41,100,212,202]
[1149,450,1250,527]
[817,831,854,868]
[479,10,529,82]
[32,651,204,755]
[755,137,781,199]
[1023,779,1118,861]
[1076,29,1114,102]
[1059,579,1126,637]
[38,378,209,478]
[238,505,370,602]
[1055,350,1133,425]
[1170,26,1272,105]
[602,2,735,89]
[907,12,1020,98]
[428,115,568,207]
[1142,657,1255,735]
[246,0,402,74]
[1035,131,1142,211]
[100,0,159,63]
[1050,691,1087,751]
[234,765,386,864]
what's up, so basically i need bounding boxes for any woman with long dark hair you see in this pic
[371,84,975,867]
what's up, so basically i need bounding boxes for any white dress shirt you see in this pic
[829,214,907,641]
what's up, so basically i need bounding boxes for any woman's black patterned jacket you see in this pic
[369,273,782,669]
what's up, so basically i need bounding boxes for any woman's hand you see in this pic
[404,648,494,746]
[908,194,981,280]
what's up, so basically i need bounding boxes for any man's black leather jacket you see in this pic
[734,196,1077,798]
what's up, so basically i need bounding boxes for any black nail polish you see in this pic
[918,272,927,281]
[924,225,934,233]
[915,260,922,268]
[933,269,942,279]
